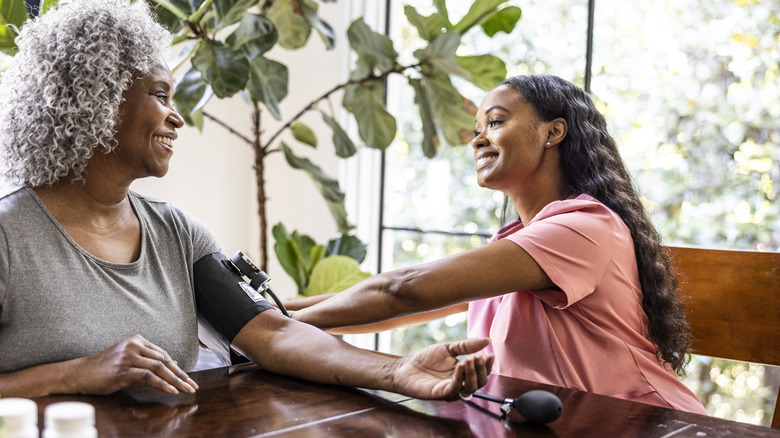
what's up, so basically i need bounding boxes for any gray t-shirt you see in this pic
[0,187,220,373]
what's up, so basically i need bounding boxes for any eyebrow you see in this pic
[148,80,171,91]
[475,105,509,123]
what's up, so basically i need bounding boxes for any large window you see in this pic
[377,0,779,426]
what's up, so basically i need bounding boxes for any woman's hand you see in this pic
[68,334,198,395]
[389,337,494,400]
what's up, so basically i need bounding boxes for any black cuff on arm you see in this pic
[194,252,275,343]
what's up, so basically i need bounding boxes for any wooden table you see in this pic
[30,363,780,437]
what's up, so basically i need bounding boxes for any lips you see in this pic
[475,151,498,169]
[153,135,174,153]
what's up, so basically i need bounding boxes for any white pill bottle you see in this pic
[42,401,97,438]
[0,398,39,438]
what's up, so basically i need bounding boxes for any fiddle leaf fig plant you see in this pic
[272,223,368,296]
[1,0,520,294]
[149,0,518,278]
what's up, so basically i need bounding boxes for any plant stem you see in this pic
[261,63,419,151]
[251,107,269,271]
[200,62,424,270]
[202,111,254,145]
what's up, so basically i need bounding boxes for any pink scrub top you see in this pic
[467,195,706,414]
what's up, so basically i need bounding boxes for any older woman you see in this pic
[0,0,492,399]
[292,75,709,415]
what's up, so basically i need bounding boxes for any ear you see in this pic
[544,117,567,148]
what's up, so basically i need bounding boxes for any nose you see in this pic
[472,129,487,150]
[168,106,184,129]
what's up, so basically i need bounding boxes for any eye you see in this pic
[473,130,481,137]
[487,118,502,128]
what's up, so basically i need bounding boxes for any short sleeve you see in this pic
[506,199,620,308]
[175,209,221,261]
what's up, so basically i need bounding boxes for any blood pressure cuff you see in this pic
[194,252,276,344]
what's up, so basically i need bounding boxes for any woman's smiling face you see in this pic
[113,58,184,180]
[472,84,550,196]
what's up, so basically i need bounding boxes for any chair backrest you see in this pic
[667,246,780,429]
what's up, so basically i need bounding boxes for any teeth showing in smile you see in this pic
[154,135,173,147]
[477,155,496,168]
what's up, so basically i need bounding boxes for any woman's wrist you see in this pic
[56,358,83,395]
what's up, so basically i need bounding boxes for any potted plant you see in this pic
[0,0,520,297]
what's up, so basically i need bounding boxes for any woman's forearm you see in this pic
[232,310,492,399]
[282,292,337,311]
[311,304,468,334]
[233,309,399,390]
[0,360,77,398]
[293,271,418,330]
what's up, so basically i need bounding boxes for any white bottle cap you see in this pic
[0,398,39,438]
[43,401,97,438]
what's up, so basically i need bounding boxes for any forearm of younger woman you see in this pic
[294,240,554,330]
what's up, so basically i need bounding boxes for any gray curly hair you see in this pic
[0,0,171,187]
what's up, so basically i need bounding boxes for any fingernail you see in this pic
[167,385,179,395]
[188,379,199,390]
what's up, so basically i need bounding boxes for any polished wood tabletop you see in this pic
[30,363,780,437]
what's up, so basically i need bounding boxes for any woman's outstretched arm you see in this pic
[294,239,553,330]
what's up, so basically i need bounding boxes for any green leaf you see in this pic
[403,5,445,42]
[187,0,213,23]
[0,50,12,75]
[455,54,507,91]
[226,13,278,59]
[321,111,357,158]
[326,234,367,263]
[272,223,321,294]
[300,0,335,49]
[246,55,288,120]
[148,0,191,22]
[280,142,353,233]
[213,0,255,31]
[146,1,189,34]
[191,40,249,98]
[309,244,326,270]
[39,0,60,16]
[409,78,439,158]
[304,255,372,296]
[291,122,317,147]
[186,108,204,131]
[454,0,508,35]
[174,68,213,122]
[425,74,476,146]
[281,142,343,203]
[480,5,522,36]
[347,18,397,77]
[267,0,311,49]
[432,0,451,27]
[170,40,199,75]
[413,30,468,78]
[0,0,28,55]
[1,0,29,26]
[343,80,396,150]
[0,26,16,57]
[326,199,352,234]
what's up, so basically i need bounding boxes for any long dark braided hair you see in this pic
[502,75,691,374]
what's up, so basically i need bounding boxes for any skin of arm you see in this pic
[286,295,467,334]
[294,239,554,331]
[232,310,494,400]
[0,335,199,398]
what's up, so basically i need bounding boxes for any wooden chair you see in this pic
[667,246,780,429]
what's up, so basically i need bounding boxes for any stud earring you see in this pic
[546,141,551,146]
